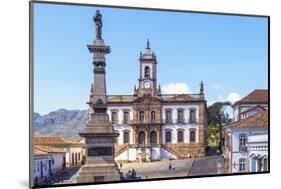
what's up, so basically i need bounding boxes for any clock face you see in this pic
[143,81,151,89]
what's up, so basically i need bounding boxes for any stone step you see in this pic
[80,166,118,172]
[78,170,120,176]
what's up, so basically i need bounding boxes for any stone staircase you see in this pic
[115,144,129,157]
[163,144,205,159]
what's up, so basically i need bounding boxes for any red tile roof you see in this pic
[233,89,268,107]
[227,109,268,129]
[34,145,65,156]
[34,136,85,147]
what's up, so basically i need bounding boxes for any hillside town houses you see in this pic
[33,136,86,184]
[223,89,268,173]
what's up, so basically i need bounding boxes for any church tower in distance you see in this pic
[135,39,160,97]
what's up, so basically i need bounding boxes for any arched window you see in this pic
[177,109,184,123]
[190,129,196,143]
[144,66,150,78]
[151,111,156,123]
[239,158,246,172]
[150,131,157,144]
[139,111,144,123]
[165,110,172,123]
[123,111,129,124]
[123,131,130,144]
[111,111,118,124]
[263,157,268,172]
[189,109,196,123]
[177,130,184,142]
[250,156,257,172]
[239,134,247,151]
[165,130,172,143]
[138,131,145,144]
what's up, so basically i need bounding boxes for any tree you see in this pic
[207,101,232,152]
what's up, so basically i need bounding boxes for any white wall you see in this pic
[33,155,51,180]
[231,128,268,173]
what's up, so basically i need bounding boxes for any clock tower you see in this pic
[135,39,160,97]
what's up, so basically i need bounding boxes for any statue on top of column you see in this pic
[93,10,102,39]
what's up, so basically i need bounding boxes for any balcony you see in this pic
[130,120,162,125]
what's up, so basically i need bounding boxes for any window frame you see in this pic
[177,129,184,143]
[123,110,129,124]
[189,129,196,143]
[111,110,118,124]
[177,109,184,123]
[165,130,172,143]
[123,131,130,144]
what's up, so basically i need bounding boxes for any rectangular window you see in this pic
[190,130,196,143]
[165,131,172,143]
[239,134,247,151]
[189,110,196,123]
[166,110,172,123]
[111,112,117,124]
[239,159,246,172]
[123,111,129,124]
[139,111,144,122]
[123,132,130,144]
[177,110,184,123]
[177,130,184,142]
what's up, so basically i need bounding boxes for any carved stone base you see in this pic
[76,163,120,183]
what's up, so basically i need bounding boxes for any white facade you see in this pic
[109,104,201,161]
[33,152,65,184]
[230,128,268,173]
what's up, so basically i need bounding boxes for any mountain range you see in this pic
[33,109,88,140]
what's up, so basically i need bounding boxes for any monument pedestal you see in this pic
[76,114,120,183]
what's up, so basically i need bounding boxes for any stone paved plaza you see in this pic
[54,155,226,185]
[119,155,226,180]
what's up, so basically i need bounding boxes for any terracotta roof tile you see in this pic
[34,136,85,147]
[236,89,268,105]
[227,109,268,129]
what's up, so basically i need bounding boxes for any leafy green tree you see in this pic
[207,101,232,152]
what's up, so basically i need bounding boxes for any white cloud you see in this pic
[213,84,223,90]
[208,92,241,106]
[161,83,191,94]
[227,92,241,104]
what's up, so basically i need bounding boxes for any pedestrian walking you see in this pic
[169,163,172,172]
[172,163,175,173]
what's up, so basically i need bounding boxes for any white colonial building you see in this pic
[34,136,86,167]
[224,89,268,173]
[33,145,65,185]
[103,41,207,162]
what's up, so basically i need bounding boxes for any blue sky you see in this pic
[34,3,268,115]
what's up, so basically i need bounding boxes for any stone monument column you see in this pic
[76,10,120,183]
